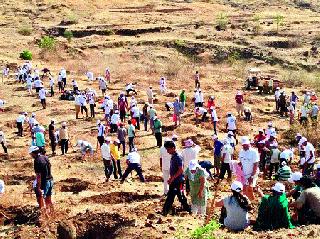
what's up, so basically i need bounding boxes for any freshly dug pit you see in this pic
[1,205,40,226]
[58,178,90,194]
[70,211,135,239]
[81,191,160,204]
[0,174,34,185]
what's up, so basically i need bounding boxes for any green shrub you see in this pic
[63,30,73,42]
[20,50,33,60]
[66,13,78,24]
[252,14,262,35]
[274,14,284,33]
[228,51,241,65]
[18,27,33,36]
[38,36,56,50]
[216,12,229,30]
[191,220,220,239]
[104,29,114,36]
[174,39,186,47]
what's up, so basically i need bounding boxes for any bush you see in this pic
[104,29,114,36]
[20,50,32,60]
[274,14,284,33]
[38,36,56,50]
[191,220,220,239]
[174,39,186,48]
[18,27,32,36]
[216,12,229,30]
[63,30,73,42]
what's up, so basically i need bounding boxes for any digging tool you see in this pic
[205,179,220,224]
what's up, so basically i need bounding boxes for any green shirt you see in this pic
[148,108,157,119]
[35,132,45,147]
[180,91,186,102]
[185,167,208,206]
[154,119,162,133]
[128,124,135,138]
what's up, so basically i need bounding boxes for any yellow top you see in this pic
[110,144,121,160]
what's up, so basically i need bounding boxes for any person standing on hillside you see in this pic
[59,122,69,155]
[142,103,149,131]
[49,76,55,97]
[160,138,172,195]
[194,71,200,89]
[98,77,107,96]
[148,105,157,133]
[101,137,113,182]
[79,92,88,118]
[290,92,298,110]
[218,140,234,182]
[147,86,153,105]
[279,91,287,117]
[226,113,237,139]
[118,94,128,122]
[127,120,135,152]
[86,71,94,83]
[60,68,67,88]
[131,104,140,130]
[29,146,54,217]
[181,139,201,171]
[239,136,259,200]
[97,120,106,148]
[0,131,8,155]
[159,77,167,94]
[105,68,111,83]
[173,98,182,127]
[16,112,28,137]
[39,87,47,109]
[213,135,223,176]
[235,91,244,117]
[275,87,281,111]
[179,90,186,113]
[154,116,162,147]
[117,123,127,156]
[163,140,191,216]
[210,106,219,135]
[48,120,56,155]
[87,88,96,118]
[111,139,122,178]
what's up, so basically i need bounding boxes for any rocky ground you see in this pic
[0,0,320,238]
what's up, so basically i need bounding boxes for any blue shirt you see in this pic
[214,140,223,156]
[173,101,181,114]
[170,152,184,183]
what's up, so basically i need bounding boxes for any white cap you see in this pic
[0,131,3,136]
[288,172,303,183]
[188,160,199,171]
[241,136,250,145]
[228,131,234,136]
[268,122,273,127]
[223,139,230,145]
[105,137,111,142]
[97,120,101,125]
[236,91,242,95]
[317,164,320,170]
[0,180,4,194]
[258,140,265,144]
[172,134,178,140]
[184,139,194,147]
[28,146,39,153]
[272,182,285,193]
[31,112,36,117]
[164,138,171,142]
[77,140,83,146]
[296,133,301,138]
[300,137,307,144]
[114,139,120,144]
[231,181,243,192]
[212,134,218,140]
[276,87,280,90]
[258,128,264,132]
[270,132,277,137]
[62,122,67,126]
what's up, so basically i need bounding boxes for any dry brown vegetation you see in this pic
[1,0,320,238]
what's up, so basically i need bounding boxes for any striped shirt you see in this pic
[277,166,292,181]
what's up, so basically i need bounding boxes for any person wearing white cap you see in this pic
[159,76,167,94]
[226,113,237,139]
[101,137,113,181]
[103,95,113,122]
[60,68,67,87]
[131,104,140,130]
[213,181,251,231]
[235,91,244,117]
[194,71,200,89]
[146,86,153,105]
[299,103,309,126]
[265,122,276,139]
[279,147,294,165]
[87,88,97,118]
[96,120,106,148]
[0,131,7,154]
[300,137,315,175]
[16,112,28,137]
[125,83,137,96]
[110,110,120,133]
[76,139,94,160]
[275,161,292,181]
[181,139,201,171]
[194,89,201,107]
[274,87,281,111]
[28,113,37,134]
[74,92,81,119]
[148,105,157,133]
[160,138,173,195]
[218,139,234,181]
[120,148,145,184]
[225,131,236,148]
[185,160,209,215]
[287,172,303,200]
[210,106,218,135]
[86,71,94,83]
[59,122,69,155]
[79,92,88,118]
[239,136,259,200]
[254,182,294,230]
[29,145,54,217]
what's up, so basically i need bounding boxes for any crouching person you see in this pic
[185,160,209,216]
[76,140,94,160]
[120,148,145,184]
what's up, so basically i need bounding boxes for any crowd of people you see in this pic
[0,62,320,232]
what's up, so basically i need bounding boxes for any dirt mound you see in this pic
[68,211,135,239]
[2,205,40,226]
[58,178,90,194]
[1,174,34,185]
[81,192,160,204]
[144,175,163,182]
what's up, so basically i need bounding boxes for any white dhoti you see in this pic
[162,169,170,194]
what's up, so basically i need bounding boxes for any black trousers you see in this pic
[90,104,95,118]
[60,139,68,155]
[97,136,105,147]
[116,160,123,177]
[155,132,162,147]
[269,162,279,178]
[134,117,140,130]
[62,78,66,87]
[50,136,56,153]
[121,163,145,182]
[120,110,126,122]
[81,106,88,117]
[110,124,118,133]
[50,86,54,96]
[1,142,7,154]
[128,137,134,152]
[17,122,23,136]
[163,180,190,215]
[118,140,125,156]
[219,162,232,179]
[58,82,63,92]
[112,159,118,179]
[103,159,113,179]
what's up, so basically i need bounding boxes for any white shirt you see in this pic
[29,117,36,125]
[199,92,204,103]
[34,79,42,88]
[160,146,171,171]
[196,107,207,115]
[72,80,78,87]
[181,145,201,170]
[160,78,166,86]
[79,95,87,106]
[221,144,234,163]
[126,83,133,91]
[39,88,47,99]
[16,115,26,123]
[265,127,276,138]
[239,148,259,178]
[147,89,153,98]
[130,98,137,108]
[194,92,201,103]
[127,151,141,164]
[99,78,107,89]
[225,136,236,146]
[49,78,54,87]
[101,143,111,160]
[97,124,105,136]
[87,92,96,104]
[74,95,81,106]
[110,113,120,124]
[0,100,4,108]
[211,109,218,121]
[0,179,4,194]
[300,106,308,118]
[131,106,140,118]
[275,90,280,100]
[60,69,67,78]
[305,142,315,164]
[280,149,294,161]
[26,77,32,86]
[87,72,94,81]
[227,116,236,130]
